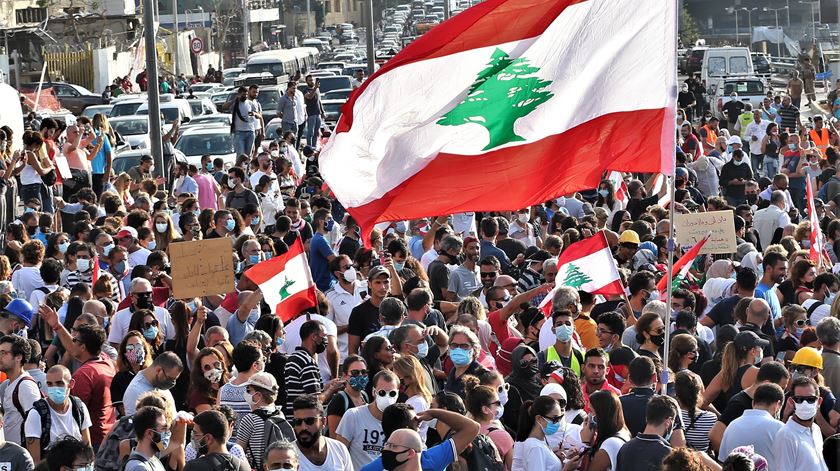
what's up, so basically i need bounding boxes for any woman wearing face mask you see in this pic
[393,355,433,440]
[783,347,838,437]
[327,355,370,438]
[761,122,782,178]
[776,258,816,307]
[362,336,397,397]
[512,395,582,471]
[702,331,765,410]
[444,326,486,399]
[188,347,230,414]
[129,309,164,358]
[777,305,808,362]
[504,345,542,433]
[112,331,152,417]
[153,212,180,252]
[635,312,666,361]
[578,390,630,471]
[254,313,287,393]
[669,334,699,373]
[463,374,514,466]
[17,131,55,213]
[45,232,70,261]
[595,179,623,215]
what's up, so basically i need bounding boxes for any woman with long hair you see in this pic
[327,355,370,438]
[669,333,699,373]
[362,335,396,397]
[45,232,69,261]
[187,347,229,414]
[91,113,115,196]
[18,131,55,212]
[609,210,631,234]
[111,331,152,417]
[579,390,631,471]
[512,395,581,471]
[761,121,782,178]
[674,370,716,452]
[393,355,433,440]
[776,304,807,362]
[464,374,515,467]
[595,179,623,216]
[152,211,180,253]
[702,331,763,408]
[777,258,816,307]
[113,173,134,207]
[503,345,542,434]
[4,222,29,266]
[635,312,666,361]
[165,300,195,410]
[129,309,164,357]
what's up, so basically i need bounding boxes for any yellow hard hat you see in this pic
[618,230,640,245]
[791,347,823,370]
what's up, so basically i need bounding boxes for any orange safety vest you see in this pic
[702,124,717,153]
[810,128,830,158]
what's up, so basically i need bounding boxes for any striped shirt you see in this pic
[235,405,280,471]
[778,104,800,133]
[679,408,717,452]
[60,268,92,288]
[219,382,251,430]
[283,347,322,416]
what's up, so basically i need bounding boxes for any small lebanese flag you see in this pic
[91,256,100,283]
[607,171,628,206]
[656,233,711,293]
[244,239,317,322]
[806,177,824,266]
[539,231,624,316]
[652,174,672,207]
[320,0,676,244]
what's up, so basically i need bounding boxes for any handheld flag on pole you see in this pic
[656,232,711,294]
[806,177,824,267]
[244,239,318,322]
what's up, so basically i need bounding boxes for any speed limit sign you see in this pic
[190,37,204,54]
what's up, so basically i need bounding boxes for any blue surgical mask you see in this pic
[416,341,429,359]
[103,243,115,256]
[789,143,797,150]
[113,261,127,274]
[225,219,236,231]
[325,219,335,232]
[276,337,285,348]
[252,216,261,226]
[450,347,472,367]
[543,419,561,436]
[206,162,214,171]
[394,261,405,271]
[248,254,261,265]
[193,209,200,217]
[148,240,157,250]
[727,145,733,153]
[349,375,368,391]
[598,189,609,198]
[58,241,70,253]
[159,430,171,449]
[47,386,67,404]
[143,326,159,340]
[264,251,273,260]
[555,324,574,343]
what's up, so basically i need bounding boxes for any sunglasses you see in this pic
[792,395,818,404]
[794,319,807,327]
[349,369,368,377]
[497,383,510,394]
[293,416,320,426]
[143,320,159,329]
[480,272,497,278]
[375,389,398,398]
[541,414,563,423]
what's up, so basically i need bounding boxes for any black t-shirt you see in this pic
[627,195,660,220]
[590,300,623,323]
[723,101,745,124]
[283,221,314,246]
[183,452,249,471]
[718,389,753,425]
[337,235,361,259]
[347,299,382,340]
[615,434,672,471]
[620,387,655,437]
[497,237,527,262]
[427,260,450,302]
[707,295,740,326]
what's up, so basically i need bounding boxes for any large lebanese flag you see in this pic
[320,0,676,242]
[244,239,317,322]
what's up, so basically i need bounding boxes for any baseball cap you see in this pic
[734,331,770,351]
[528,250,552,263]
[243,372,278,392]
[368,265,391,280]
[3,299,34,328]
[116,226,138,240]
[727,135,742,146]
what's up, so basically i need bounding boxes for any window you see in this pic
[15,7,46,25]
[730,57,750,75]
[335,0,341,12]
[325,1,331,13]
[707,57,726,76]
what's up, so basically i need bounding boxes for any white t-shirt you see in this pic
[29,284,58,310]
[24,399,92,443]
[802,298,832,326]
[0,373,42,445]
[405,395,430,441]
[335,405,384,470]
[600,435,629,471]
[280,314,338,385]
[420,248,438,272]
[511,438,561,471]
[11,266,43,302]
[325,281,366,360]
[294,436,354,471]
[544,421,584,456]
[127,247,151,268]
[108,306,175,344]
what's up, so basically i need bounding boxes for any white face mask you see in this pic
[517,213,529,223]
[374,389,398,412]
[155,223,168,234]
[794,398,819,420]
[343,266,357,283]
[77,258,91,272]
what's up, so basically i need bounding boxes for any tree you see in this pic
[561,264,592,290]
[437,47,554,151]
[680,4,700,47]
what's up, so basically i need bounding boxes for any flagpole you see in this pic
[662,0,679,396]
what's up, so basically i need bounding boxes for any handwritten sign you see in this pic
[674,210,737,254]
[170,238,234,299]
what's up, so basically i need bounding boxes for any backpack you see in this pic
[29,396,85,455]
[0,376,45,443]
[446,429,504,471]
[95,415,136,471]
[807,300,824,321]
[252,409,295,456]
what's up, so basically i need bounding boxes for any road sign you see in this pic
[190,37,204,54]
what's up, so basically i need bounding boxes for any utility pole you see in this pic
[444,0,450,20]
[143,0,165,185]
[173,0,179,76]
[242,0,249,62]
[365,0,374,75]
[306,0,311,36]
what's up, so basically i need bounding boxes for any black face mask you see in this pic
[314,337,327,354]
[650,333,666,347]
[745,194,758,205]
[381,449,410,471]
[134,293,153,310]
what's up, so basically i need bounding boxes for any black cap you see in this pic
[734,331,770,350]
[139,154,153,162]
[528,250,552,263]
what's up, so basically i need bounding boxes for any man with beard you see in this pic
[445,237,482,301]
[292,394,352,470]
[581,348,621,412]
[236,372,294,471]
[679,123,701,161]
[122,352,183,416]
[428,236,462,302]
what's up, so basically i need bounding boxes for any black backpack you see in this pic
[28,396,85,455]
[446,429,505,471]
[95,415,136,471]
[252,409,295,456]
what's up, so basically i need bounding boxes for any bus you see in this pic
[244,47,320,81]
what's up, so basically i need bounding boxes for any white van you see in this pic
[701,47,754,85]
[302,38,327,53]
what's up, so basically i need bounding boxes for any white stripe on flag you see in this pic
[556,247,619,292]
[260,251,315,311]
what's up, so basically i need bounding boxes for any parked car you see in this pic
[322,88,353,101]
[322,99,345,127]
[80,104,114,119]
[110,98,147,118]
[182,114,232,129]
[20,82,105,115]
[112,148,187,175]
[109,116,151,149]
[175,125,236,167]
[316,76,353,94]
[751,52,772,75]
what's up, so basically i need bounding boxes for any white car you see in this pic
[109,98,147,118]
[81,104,114,119]
[109,116,151,149]
[181,114,232,129]
[174,125,236,167]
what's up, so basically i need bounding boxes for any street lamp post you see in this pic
[173,0,179,76]
[726,7,740,45]
[764,6,789,57]
[799,1,819,40]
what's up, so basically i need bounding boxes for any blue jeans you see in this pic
[234,130,255,156]
[750,153,763,176]
[306,115,321,147]
[21,183,53,213]
[763,156,780,178]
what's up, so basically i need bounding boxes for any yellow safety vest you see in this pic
[546,346,582,377]
[738,113,754,139]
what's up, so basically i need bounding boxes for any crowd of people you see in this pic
[2,70,840,471]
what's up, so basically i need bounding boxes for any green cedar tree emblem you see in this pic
[562,263,592,290]
[437,48,554,151]
[278,277,296,299]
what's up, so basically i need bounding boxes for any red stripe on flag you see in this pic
[806,178,823,266]
[244,238,307,285]
[92,256,100,284]
[656,234,710,293]
[337,0,588,133]
[275,289,318,323]
[349,108,666,234]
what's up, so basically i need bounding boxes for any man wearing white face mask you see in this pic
[802,273,838,326]
[326,255,365,361]
[719,148,754,207]
[336,370,401,470]
[774,376,829,470]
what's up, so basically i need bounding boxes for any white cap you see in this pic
[540,383,567,402]
[727,135,742,146]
